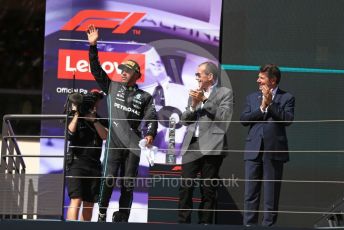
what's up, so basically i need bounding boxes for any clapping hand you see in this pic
[260,85,273,109]
[189,89,205,108]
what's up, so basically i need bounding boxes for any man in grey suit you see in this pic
[240,64,295,226]
[178,61,233,224]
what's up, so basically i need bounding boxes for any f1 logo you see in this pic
[61,10,146,34]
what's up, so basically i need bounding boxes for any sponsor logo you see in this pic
[133,99,142,105]
[133,104,141,109]
[57,49,145,81]
[118,86,126,93]
[56,87,88,94]
[116,98,125,102]
[133,93,142,105]
[114,102,140,116]
[61,10,146,34]
[140,18,219,44]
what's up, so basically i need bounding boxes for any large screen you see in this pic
[41,0,223,222]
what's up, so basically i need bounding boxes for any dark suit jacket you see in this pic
[180,86,233,156]
[240,88,295,162]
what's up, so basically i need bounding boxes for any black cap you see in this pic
[118,59,141,74]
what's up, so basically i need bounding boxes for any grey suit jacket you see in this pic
[180,86,233,156]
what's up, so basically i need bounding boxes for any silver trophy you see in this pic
[165,116,176,164]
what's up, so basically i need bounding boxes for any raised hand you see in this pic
[86,24,99,45]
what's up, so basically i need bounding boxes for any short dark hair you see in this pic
[259,64,281,84]
[200,61,219,81]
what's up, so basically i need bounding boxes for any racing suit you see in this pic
[89,45,158,220]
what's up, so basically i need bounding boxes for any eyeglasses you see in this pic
[195,72,210,78]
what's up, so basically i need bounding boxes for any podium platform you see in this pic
[0,220,313,230]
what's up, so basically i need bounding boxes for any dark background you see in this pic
[1,0,344,228]
[0,0,45,134]
[218,0,344,228]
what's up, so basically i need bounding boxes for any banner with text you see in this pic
[42,0,222,222]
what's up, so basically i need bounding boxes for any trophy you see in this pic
[165,116,176,164]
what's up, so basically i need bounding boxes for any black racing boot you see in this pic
[112,211,129,223]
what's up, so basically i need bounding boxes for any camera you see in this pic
[80,93,98,115]
[67,92,98,115]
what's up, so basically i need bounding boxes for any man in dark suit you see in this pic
[178,61,233,224]
[240,64,295,226]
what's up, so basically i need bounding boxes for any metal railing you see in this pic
[0,114,67,220]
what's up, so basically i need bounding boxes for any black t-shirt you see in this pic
[68,115,108,165]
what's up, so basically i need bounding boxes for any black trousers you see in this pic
[178,138,223,224]
[98,143,140,216]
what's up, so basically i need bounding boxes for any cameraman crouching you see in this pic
[66,89,108,221]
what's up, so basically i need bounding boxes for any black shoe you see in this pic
[112,211,129,223]
[98,213,107,222]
